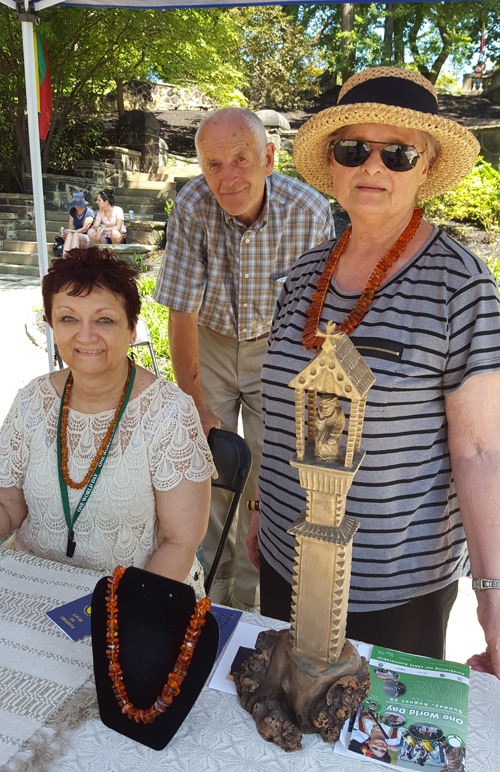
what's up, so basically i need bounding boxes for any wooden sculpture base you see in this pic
[234,628,371,752]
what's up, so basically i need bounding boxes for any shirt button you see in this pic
[244,274,249,278]
[243,328,247,332]
[245,238,250,243]
[243,303,248,307]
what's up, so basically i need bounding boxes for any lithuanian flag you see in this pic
[34,29,52,140]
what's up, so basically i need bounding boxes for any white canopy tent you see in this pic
[0,0,474,369]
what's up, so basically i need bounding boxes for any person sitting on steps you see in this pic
[88,189,127,245]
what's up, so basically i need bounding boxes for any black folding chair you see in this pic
[204,428,252,596]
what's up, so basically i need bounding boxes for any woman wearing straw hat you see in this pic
[247,67,500,676]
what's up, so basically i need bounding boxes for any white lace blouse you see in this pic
[0,374,215,575]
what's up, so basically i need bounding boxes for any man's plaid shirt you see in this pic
[153,172,335,341]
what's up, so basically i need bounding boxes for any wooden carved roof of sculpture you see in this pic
[288,323,375,399]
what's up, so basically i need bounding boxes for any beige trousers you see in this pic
[198,326,267,607]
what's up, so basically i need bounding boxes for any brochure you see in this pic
[46,592,93,640]
[335,644,469,770]
[210,605,243,659]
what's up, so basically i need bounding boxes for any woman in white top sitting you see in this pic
[89,189,127,245]
[0,248,214,596]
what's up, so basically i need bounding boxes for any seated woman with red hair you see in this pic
[0,248,214,595]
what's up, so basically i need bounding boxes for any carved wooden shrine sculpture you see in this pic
[235,323,375,751]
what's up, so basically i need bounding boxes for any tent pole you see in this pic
[20,4,55,371]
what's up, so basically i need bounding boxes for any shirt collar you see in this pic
[221,175,272,230]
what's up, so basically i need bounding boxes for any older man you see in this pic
[154,107,335,611]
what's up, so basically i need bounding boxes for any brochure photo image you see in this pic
[341,645,468,770]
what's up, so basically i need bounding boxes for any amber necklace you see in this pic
[59,359,134,489]
[303,207,424,351]
[106,566,211,724]
[57,359,135,557]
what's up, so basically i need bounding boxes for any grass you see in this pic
[134,275,174,381]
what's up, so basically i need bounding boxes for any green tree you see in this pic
[289,1,500,86]
[0,5,244,190]
[234,6,322,109]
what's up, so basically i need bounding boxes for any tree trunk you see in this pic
[116,77,125,116]
[393,12,405,66]
[340,4,355,84]
[383,3,396,65]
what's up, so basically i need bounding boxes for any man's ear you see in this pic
[264,142,275,176]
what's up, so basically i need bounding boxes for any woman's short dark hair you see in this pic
[98,188,115,206]
[43,248,141,329]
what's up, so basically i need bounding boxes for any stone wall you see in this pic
[0,213,18,249]
[117,113,160,174]
[470,125,500,166]
[18,150,141,218]
[23,173,96,212]
[106,80,218,112]
[90,146,142,185]
[0,194,35,227]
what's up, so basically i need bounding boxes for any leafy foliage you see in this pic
[0,5,245,189]
[291,1,500,84]
[424,159,500,241]
[135,276,174,382]
[232,7,322,110]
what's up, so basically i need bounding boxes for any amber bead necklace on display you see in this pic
[302,207,424,351]
[106,566,211,725]
[60,358,133,490]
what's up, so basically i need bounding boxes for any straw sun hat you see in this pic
[293,67,480,201]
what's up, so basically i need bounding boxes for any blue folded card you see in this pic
[210,605,243,659]
[46,593,93,641]
[46,596,242,649]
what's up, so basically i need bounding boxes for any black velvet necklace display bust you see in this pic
[91,567,219,750]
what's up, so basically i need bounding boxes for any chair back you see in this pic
[207,429,251,494]
[204,429,252,595]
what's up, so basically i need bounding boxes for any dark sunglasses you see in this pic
[332,139,423,172]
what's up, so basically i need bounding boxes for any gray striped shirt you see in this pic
[259,228,500,612]
[153,172,335,341]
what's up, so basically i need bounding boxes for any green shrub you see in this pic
[134,276,174,382]
[485,258,500,285]
[424,158,500,242]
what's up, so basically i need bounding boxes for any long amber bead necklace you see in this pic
[106,566,211,725]
[303,207,423,351]
[60,359,133,490]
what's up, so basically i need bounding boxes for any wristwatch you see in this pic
[472,578,500,590]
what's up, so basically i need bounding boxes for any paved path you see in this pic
[0,273,488,667]
[0,275,49,426]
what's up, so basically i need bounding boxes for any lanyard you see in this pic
[56,364,136,558]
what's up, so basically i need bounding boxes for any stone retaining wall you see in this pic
[0,194,35,225]
[0,213,18,249]
[469,125,500,166]
[23,173,94,212]
[106,80,218,112]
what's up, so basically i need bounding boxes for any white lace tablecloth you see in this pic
[0,549,103,769]
[2,554,500,772]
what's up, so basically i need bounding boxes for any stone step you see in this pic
[159,165,200,177]
[0,251,39,266]
[118,181,177,192]
[45,211,70,223]
[4,241,53,253]
[116,195,156,207]
[123,167,200,183]
[18,230,59,241]
[114,203,155,215]
[0,262,39,277]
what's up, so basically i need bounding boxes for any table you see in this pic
[2,549,499,772]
